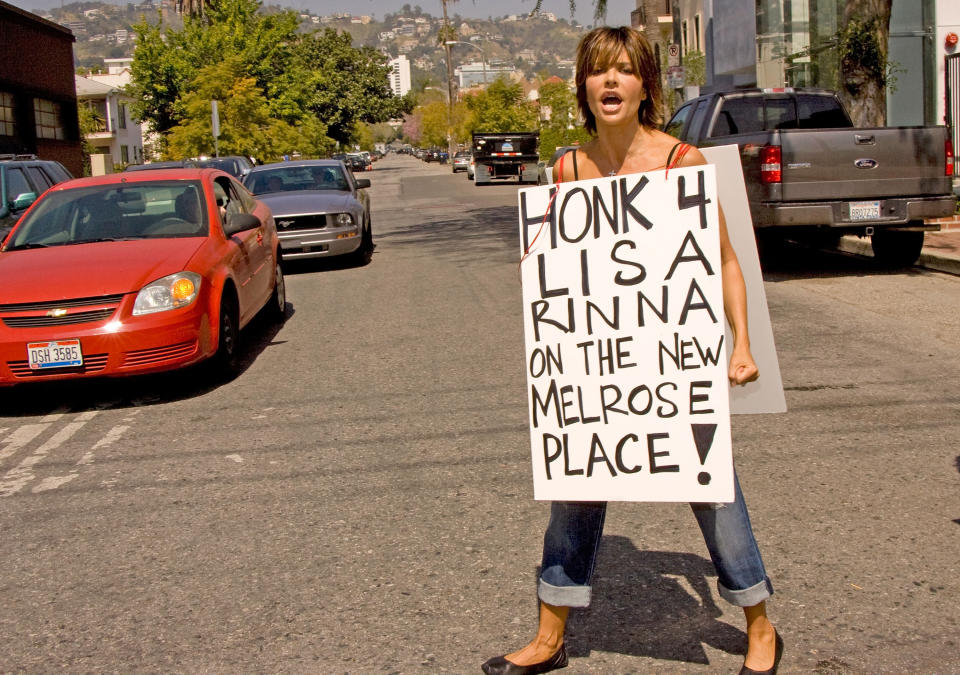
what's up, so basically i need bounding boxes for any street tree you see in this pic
[464,79,539,134]
[838,0,892,126]
[537,79,591,161]
[130,0,410,150]
[165,58,334,161]
[276,28,414,146]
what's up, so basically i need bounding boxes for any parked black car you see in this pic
[124,160,199,172]
[0,154,73,241]
[196,156,253,179]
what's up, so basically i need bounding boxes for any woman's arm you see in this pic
[682,146,759,386]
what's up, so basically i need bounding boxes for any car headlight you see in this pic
[133,271,202,316]
[336,213,354,226]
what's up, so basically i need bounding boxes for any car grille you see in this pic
[7,353,110,378]
[274,214,330,231]
[0,294,124,328]
[121,341,198,368]
[3,308,116,327]
[0,294,125,312]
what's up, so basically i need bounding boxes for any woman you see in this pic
[482,27,781,675]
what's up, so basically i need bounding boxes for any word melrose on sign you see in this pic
[518,165,735,503]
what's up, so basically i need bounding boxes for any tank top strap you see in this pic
[666,142,693,170]
[555,148,579,184]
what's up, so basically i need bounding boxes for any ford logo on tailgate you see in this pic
[854,158,879,169]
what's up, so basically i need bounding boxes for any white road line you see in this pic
[91,424,129,450]
[0,424,52,463]
[0,412,98,497]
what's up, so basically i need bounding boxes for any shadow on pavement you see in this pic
[559,535,746,665]
[0,306,294,417]
[375,205,520,264]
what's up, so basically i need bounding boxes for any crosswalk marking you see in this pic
[0,412,98,497]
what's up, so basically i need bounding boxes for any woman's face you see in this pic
[584,47,645,130]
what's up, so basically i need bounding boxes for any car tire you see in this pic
[265,256,286,323]
[352,221,374,267]
[211,292,241,378]
[871,229,924,267]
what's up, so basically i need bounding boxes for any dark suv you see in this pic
[1,154,73,241]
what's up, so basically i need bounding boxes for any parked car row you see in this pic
[0,156,373,387]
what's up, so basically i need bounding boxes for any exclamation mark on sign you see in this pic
[691,424,717,485]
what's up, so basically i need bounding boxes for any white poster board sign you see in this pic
[518,165,734,502]
[702,145,786,415]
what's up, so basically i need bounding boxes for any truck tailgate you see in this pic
[778,127,951,201]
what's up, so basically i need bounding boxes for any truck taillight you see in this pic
[760,145,782,183]
[947,138,955,176]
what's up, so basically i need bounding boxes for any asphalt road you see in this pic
[1,154,959,673]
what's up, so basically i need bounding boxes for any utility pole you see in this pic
[441,0,456,159]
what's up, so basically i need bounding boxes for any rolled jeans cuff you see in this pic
[717,577,773,607]
[538,578,592,608]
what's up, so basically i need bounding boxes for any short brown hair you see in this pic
[575,26,663,134]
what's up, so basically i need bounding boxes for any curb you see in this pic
[838,235,960,275]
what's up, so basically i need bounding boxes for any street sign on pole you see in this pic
[667,65,685,89]
[668,43,681,67]
[211,100,220,158]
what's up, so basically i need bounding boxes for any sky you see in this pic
[10,0,638,26]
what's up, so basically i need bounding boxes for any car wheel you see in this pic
[266,256,286,323]
[211,293,240,377]
[352,221,374,267]
[871,229,924,267]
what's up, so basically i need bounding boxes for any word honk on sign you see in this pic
[518,165,734,502]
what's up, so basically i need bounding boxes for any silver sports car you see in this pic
[243,160,372,264]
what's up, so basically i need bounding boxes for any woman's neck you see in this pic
[592,121,652,175]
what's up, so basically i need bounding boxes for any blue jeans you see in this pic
[538,470,773,608]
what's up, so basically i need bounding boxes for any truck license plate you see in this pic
[849,201,881,221]
[27,339,83,370]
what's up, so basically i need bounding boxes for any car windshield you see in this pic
[245,165,350,195]
[5,180,208,250]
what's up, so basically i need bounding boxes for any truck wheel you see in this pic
[871,229,924,267]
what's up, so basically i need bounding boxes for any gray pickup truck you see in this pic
[664,88,956,265]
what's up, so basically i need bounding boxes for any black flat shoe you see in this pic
[481,644,568,675]
[738,632,783,675]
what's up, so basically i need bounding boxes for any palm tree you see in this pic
[177,0,213,18]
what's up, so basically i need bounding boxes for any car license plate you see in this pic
[849,200,881,221]
[27,339,83,370]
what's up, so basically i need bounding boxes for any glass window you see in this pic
[34,98,64,140]
[6,168,33,201]
[121,145,129,164]
[0,91,15,137]
[118,103,127,130]
[664,102,695,139]
[7,180,208,248]
[797,94,852,128]
[710,97,764,137]
[687,101,710,140]
[26,166,52,191]
[765,97,797,130]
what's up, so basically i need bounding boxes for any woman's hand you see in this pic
[729,344,759,386]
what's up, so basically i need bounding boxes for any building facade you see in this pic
[0,0,82,175]
[75,75,144,170]
[388,55,412,97]
[656,0,947,128]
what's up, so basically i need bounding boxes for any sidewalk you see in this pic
[838,217,960,274]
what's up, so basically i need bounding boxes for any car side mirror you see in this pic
[11,192,37,211]
[223,212,261,236]
[355,178,371,189]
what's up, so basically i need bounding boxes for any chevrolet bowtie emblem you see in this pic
[46,308,68,317]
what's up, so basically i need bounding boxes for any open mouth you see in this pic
[601,93,623,110]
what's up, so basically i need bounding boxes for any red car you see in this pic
[0,168,285,385]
